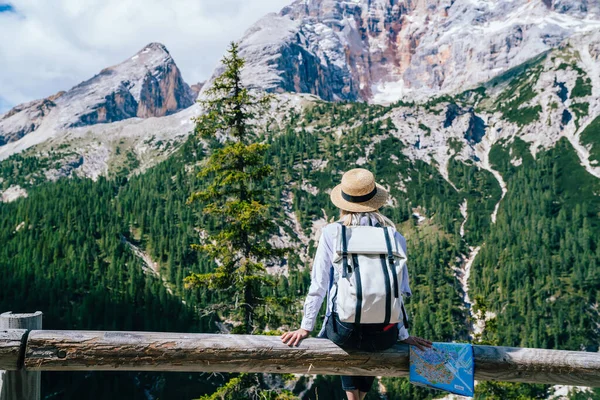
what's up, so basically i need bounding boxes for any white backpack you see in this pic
[332,224,407,326]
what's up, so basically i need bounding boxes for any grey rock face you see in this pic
[62,43,195,127]
[0,42,195,147]
[0,93,63,145]
[72,84,138,127]
[230,0,600,103]
[275,40,358,101]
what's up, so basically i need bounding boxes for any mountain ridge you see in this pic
[0,0,599,204]
[0,42,194,154]
[224,0,600,103]
[1,3,600,397]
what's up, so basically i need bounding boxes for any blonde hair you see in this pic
[339,210,396,228]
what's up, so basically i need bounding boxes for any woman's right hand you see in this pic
[400,336,433,351]
[281,328,309,347]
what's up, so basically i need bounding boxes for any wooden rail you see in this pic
[1,329,599,387]
[0,312,42,400]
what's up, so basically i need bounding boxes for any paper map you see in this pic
[409,342,474,397]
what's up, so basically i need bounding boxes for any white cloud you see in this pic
[0,0,292,113]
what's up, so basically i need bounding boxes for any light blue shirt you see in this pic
[300,216,412,340]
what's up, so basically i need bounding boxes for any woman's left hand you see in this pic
[400,336,433,351]
[281,328,309,347]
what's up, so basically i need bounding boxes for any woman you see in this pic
[281,168,432,400]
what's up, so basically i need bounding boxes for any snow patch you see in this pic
[122,236,179,299]
[476,130,508,224]
[372,80,417,105]
[459,199,468,237]
[1,185,28,202]
[412,211,426,224]
[455,245,483,339]
[550,385,591,399]
[300,181,319,195]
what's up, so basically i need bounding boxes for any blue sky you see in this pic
[0,97,11,113]
[0,0,291,114]
[0,3,14,13]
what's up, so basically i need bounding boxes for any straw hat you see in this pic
[330,168,389,212]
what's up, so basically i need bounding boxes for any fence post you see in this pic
[0,312,42,400]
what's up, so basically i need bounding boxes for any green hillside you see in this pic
[1,44,600,398]
[2,96,599,398]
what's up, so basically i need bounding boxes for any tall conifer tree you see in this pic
[185,42,283,335]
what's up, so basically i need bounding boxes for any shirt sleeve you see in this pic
[398,326,410,341]
[300,228,333,331]
[395,231,411,340]
[395,231,412,297]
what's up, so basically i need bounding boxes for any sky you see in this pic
[0,0,292,113]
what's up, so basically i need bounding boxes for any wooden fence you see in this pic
[1,312,600,399]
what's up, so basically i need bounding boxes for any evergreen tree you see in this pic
[184,41,293,400]
[185,41,284,334]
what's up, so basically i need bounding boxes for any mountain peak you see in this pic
[234,0,600,103]
[55,41,195,127]
[119,42,174,72]
[0,42,194,151]
[132,42,173,63]
[139,42,170,55]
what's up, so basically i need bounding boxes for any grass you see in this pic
[418,123,431,136]
[570,102,589,119]
[502,105,542,127]
[456,86,487,104]
[448,138,464,154]
[489,137,534,181]
[571,76,592,98]
[448,157,503,245]
[579,115,600,164]
[555,61,592,99]
[570,102,589,129]
[491,57,545,126]
[0,153,49,189]
[487,52,547,89]
[550,137,600,212]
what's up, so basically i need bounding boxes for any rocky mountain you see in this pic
[1,0,599,197]
[0,43,195,156]
[1,2,600,398]
[0,91,64,146]
[228,0,600,102]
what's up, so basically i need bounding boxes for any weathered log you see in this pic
[0,312,42,400]
[473,345,600,387]
[0,330,27,371]
[24,330,600,387]
[26,331,406,376]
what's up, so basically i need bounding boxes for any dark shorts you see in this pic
[340,375,375,392]
[325,313,399,351]
[324,313,399,392]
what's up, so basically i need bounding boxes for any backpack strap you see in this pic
[401,303,409,329]
[341,224,349,278]
[326,265,335,318]
[382,227,399,298]
[351,254,362,325]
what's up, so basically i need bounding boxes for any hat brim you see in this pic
[330,183,389,212]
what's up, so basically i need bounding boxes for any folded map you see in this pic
[409,342,474,397]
